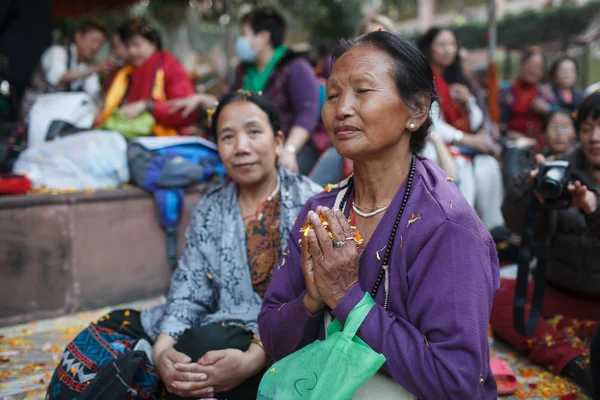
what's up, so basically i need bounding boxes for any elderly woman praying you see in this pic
[258,32,500,399]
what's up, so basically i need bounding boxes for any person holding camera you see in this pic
[490,91,600,397]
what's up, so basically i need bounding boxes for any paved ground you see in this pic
[0,297,591,400]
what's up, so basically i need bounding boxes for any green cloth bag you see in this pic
[100,111,156,140]
[258,293,386,400]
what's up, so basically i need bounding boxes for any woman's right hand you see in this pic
[168,94,218,117]
[154,347,211,398]
[300,207,326,314]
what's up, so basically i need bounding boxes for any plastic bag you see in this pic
[13,130,129,190]
[257,293,385,400]
[28,92,98,149]
[100,111,155,140]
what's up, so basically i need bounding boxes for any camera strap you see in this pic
[513,195,557,337]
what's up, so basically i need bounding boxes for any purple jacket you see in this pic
[232,52,320,135]
[258,158,500,399]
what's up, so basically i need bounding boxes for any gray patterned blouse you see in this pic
[141,167,322,340]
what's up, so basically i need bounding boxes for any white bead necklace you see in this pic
[351,203,388,218]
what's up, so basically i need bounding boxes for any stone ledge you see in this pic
[0,184,208,327]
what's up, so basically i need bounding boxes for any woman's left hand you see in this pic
[569,180,598,215]
[306,207,360,310]
[119,101,148,119]
[175,349,254,394]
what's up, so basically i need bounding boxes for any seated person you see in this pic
[19,20,115,122]
[103,30,130,91]
[96,19,198,136]
[491,92,600,397]
[418,27,504,230]
[549,57,584,114]
[542,108,577,158]
[45,92,322,400]
[259,32,500,399]
[499,47,558,184]
[169,7,320,174]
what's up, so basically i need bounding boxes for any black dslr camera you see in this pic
[534,160,571,209]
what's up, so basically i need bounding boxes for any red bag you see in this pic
[0,174,31,195]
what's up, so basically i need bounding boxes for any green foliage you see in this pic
[452,1,600,49]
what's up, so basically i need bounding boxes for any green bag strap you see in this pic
[327,292,376,338]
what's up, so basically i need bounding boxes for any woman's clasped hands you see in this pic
[300,206,361,314]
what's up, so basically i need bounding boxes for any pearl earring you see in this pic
[409,123,415,129]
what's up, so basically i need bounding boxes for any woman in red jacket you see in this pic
[97,19,198,136]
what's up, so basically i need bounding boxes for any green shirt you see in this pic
[242,45,288,93]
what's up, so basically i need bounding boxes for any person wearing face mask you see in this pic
[169,7,320,175]
[19,20,116,123]
[549,57,584,114]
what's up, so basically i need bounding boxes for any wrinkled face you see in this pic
[216,101,283,188]
[430,30,457,69]
[112,34,129,62]
[126,34,157,67]
[520,54,545,85]
[545,112,576,155]
[74,30,106,61]
[555,59,577,88]
[322,46,417,160]
[579,113,600,168]
[240,23,269,54]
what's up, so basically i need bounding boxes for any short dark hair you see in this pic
[520,46,544,65]
[543,108,573,133]
[241,7,286,48]
[118,19,162,50]
[575,91,600,132]
[76,20,108,37]
[549,56,578,81]
[210,91,282,140]
[334,31,438,155]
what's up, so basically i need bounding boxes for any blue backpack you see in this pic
[128,137,226,269]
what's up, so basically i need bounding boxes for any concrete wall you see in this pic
[0,185,207,327]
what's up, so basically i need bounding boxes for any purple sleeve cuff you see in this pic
[331,283,365,325]
[294,289,326,320]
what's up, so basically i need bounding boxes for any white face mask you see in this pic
[236,37,258,63]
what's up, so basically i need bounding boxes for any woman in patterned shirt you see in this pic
[46,92,321,400]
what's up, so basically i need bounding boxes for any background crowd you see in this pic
[0,1,599,399]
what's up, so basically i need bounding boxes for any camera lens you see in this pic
[538,167,565,200]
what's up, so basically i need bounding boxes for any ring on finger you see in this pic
[344,236,355,241]
[332,240,346,248]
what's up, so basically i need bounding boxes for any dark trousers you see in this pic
[99,310,262,400]
[502,147,533,186]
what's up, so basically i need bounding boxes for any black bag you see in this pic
[0,121,26,172]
